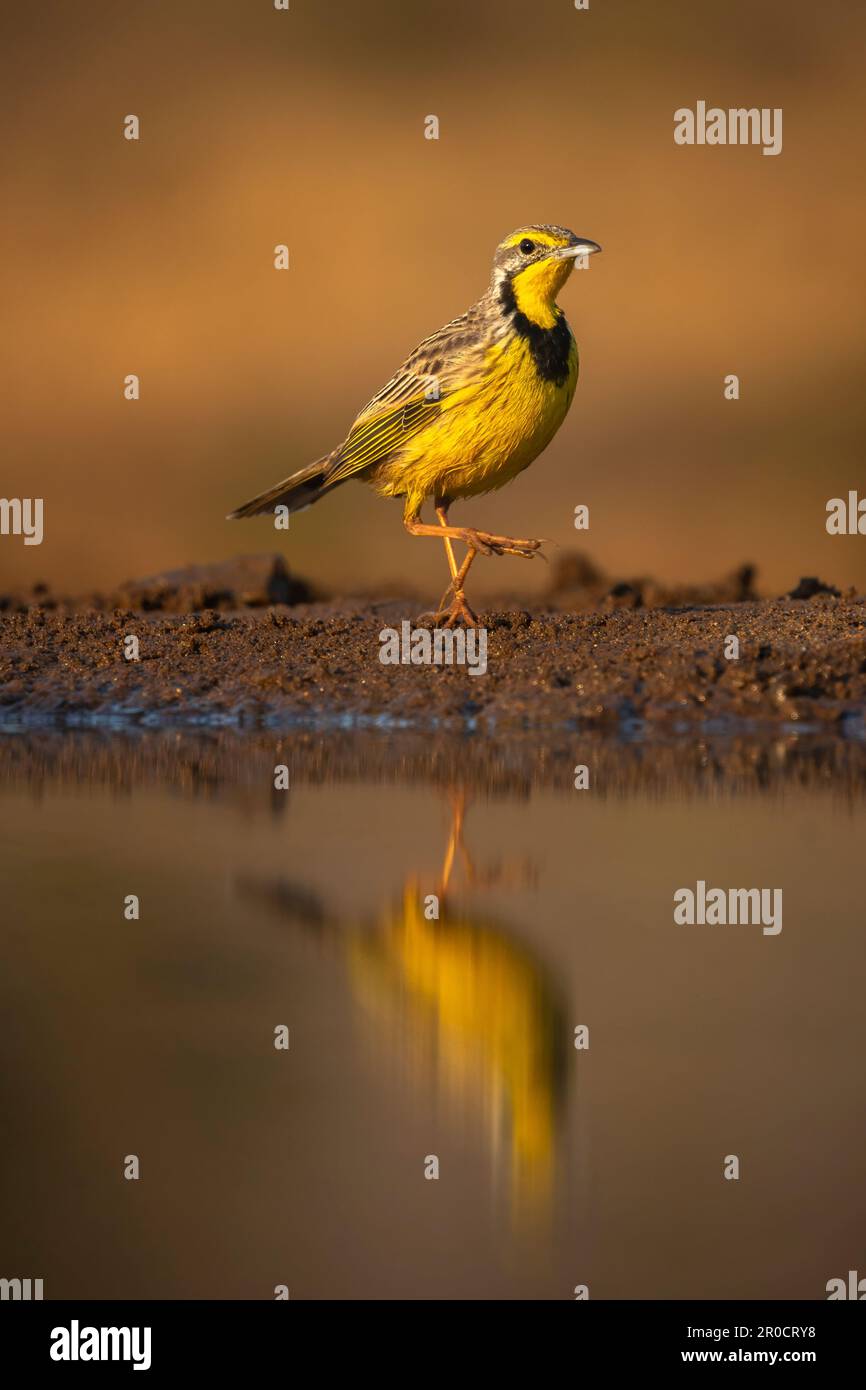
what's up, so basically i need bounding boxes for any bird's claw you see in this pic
[442,590,479,628]
[464,529,542,559]
[417,589,479,629]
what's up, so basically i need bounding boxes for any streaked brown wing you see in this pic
[327,387,442,485]
[326,308,488,485]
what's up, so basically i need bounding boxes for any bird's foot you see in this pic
[459,528,543,559]
[441,589,479,628]
[416,588,479,629]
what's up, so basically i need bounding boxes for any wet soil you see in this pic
[1,590,864,732]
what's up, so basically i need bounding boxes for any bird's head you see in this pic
[492,225,601,327]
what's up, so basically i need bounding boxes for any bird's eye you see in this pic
[519,238,535,255]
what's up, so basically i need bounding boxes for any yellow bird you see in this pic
[229,225,601,626]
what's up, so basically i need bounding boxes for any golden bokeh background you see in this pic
[3,0,865,598]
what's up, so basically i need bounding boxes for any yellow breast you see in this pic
[373,330,578,509]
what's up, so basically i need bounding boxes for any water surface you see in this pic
[1,731,864,1299]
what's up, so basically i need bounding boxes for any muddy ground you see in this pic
[1,556,864,731]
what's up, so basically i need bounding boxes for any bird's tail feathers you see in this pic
[227,450,341,520]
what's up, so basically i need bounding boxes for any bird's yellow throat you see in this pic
[510,255,576,328]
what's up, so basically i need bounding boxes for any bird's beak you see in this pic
[553,240,602,260]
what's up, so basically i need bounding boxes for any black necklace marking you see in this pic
[499,278,574,386]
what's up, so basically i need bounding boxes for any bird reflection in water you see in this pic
[240,789,566,1218]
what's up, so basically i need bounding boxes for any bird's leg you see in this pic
[406,503,542,627]
[426,550,479,629]
[404,515,543,560]
[412,502,480,628]
[432,502,462,616]
[433,502,482,626]
[435,502,459,586]
[442,548,478,629]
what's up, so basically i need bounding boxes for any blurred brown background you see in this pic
[2,0,864,599]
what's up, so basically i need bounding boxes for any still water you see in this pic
[1,730,864,1299]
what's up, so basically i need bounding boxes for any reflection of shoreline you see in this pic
[3,727,866,805]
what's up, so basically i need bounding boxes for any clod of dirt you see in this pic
[0,555,315,615]
[787,576,842,600]
[109,554,315,612]
[546,552,758,610]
